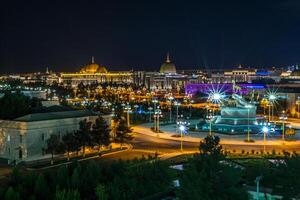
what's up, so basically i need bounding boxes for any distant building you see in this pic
[134,54,207,91]
[59,57,133,87]
[0,109,111,164]
[209,67,281,83]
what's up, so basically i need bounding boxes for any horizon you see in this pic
[1,0,300,73]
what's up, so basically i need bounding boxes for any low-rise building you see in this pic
[0,110,111,164]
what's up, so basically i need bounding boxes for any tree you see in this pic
[199,135,223,157]
[62,132,80,160]
[115,119,132,147]
[178,135,249,200]
[34,175,49,200]
[70,168,81,190]
[95,184,108,200]
[0,92,31,120]
[4,187,20,200]
[91,116,111,152]
[54,189,80,200]
[46,134,65,165]
[75,119,92,157]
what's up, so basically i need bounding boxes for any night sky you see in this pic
[1,0,300,73]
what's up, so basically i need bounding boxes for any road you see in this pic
[101,129,300,161]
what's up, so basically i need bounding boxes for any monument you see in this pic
[202,83,265,134]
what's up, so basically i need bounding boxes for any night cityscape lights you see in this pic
[1,1,300,199]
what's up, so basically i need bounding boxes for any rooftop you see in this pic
[14,110,97,122]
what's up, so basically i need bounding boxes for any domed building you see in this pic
[159,54,176,74]
[80,57,108,74]
[60,57,133,87]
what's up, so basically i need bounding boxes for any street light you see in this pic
[279,111,287,144]
[152,98,158,113]
[262,126,269,154]
[153,107,162,135]
[245,104,253,142]
[148,106,153,122]
[267,93,277,122]
[168,96,174,123]
[177,121,190,152]
[174,101,181,132]
[208,91,224,116]
[124,103,132,127]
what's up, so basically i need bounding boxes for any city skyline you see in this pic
[1,0,300,73]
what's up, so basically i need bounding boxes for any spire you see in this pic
[166,52,170,63]
[46,67,49,74]
[91,56,95,64]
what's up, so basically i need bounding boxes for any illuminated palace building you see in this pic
[59,57,133,87]
[133,54,207,91]
[59,55,207,91]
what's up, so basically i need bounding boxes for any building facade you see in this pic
[0,110,111,164]
[59,58,133,87]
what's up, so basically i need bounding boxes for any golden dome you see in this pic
[80,57,108,73]
[159,53,176,74]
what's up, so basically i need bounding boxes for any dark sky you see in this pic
[1,0,300,73]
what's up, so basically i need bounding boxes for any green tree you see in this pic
[0,92,31,120]
[273,155,300,199]
[34,175,49,200]
[178,135,248,200]
[115,119,132,146]
[70,168,81,190]
[4,187,20,200]
[199,135,223,157]
[62,132,80,160]
[46,134,65,165]
[95,184,108,200]
[91,116,111,152]
[74,119,92,157]
[55,166,69,190]
[55,189,80,200]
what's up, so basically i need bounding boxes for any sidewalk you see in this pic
[132,125,300,147]
[26,143,132,170]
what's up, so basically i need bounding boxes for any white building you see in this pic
[0,110,111,164]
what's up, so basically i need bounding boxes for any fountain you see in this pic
[202,93,265,134]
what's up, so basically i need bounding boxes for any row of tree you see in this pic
[1,157,171,200]
[46,116,132,164]
[0,92,42,120]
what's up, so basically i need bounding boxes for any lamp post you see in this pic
[208,91,223,117]
[152,98,158,113]
[279,111,287,144]
[177,121,190,152]
[174,101,181,132]
[245,104,252,142]
[168,96,174,123]
[268,94,276,122]
[148,106,153,122]
[154,107,162,136]
[262,126,269,154]
[124,103,132,128]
